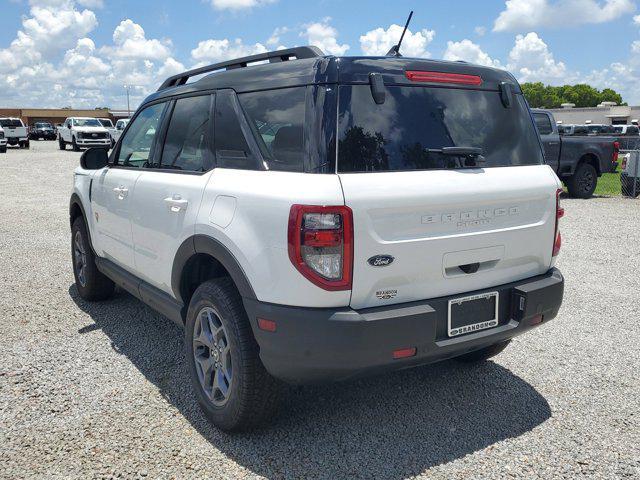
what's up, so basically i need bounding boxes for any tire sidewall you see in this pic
[185,282,245,429]
[572,163,597,198]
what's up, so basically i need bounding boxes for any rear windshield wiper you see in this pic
[425,147,485,168]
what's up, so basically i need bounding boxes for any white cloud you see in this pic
[267,26,288,46]
[105,19,172,60]
[302,18,349,56]
[443,39,502,67]
[77,0,104,8]
[209,0,276,10]
[191,38,268,64]
[494,0,635,31]
[359,24,435,57]
[474,26,487,36]
[506,32,571,83]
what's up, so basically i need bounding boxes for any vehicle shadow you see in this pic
[70,285,551,479]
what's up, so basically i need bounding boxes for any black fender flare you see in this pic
[171,234,257,304]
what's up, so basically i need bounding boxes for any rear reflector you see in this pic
[257,318,277,332]
[530,314,544,325]
[405,70,482,86]
[392,347,417,359]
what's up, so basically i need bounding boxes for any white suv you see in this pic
[69,47,565,431]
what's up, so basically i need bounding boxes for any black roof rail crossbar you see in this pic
[157,46,324,91]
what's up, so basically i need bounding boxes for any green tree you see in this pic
[520,82,625,108]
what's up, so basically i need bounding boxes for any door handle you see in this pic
[113,186,128,199]
[164,195,188,213]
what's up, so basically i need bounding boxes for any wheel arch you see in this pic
[578,153,601,176]
[172,235,257,311]
[69,193,97,255]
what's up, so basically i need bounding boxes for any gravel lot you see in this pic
[1,141,639,479]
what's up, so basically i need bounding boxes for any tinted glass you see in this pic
[338,85,543,173]
[239,87,305,172]
[0,119,23,127]
[214,90,256,170]
[117,103,165,168]
[574,125,588,134]
[160,95,212,172]
[533,113,553,135]
[98,119,113,127]
[35,122,52,128]
[73,118,101,127]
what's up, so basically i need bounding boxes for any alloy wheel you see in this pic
[193,306,233,407]
[73,230,87,287]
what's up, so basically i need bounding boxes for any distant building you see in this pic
[548,103,640,126]
[0,107,130,126]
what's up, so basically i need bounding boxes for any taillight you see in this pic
[405,70,482,86]
[613,141,620,163]
[621,155,628,170]
[288,205,353,291]
[553,188,564,257]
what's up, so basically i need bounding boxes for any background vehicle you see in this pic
[111,118,129,144]
[532,109,618,198]
[97,118,118,147]
[0,126,6,153]
[70,47,564,431]
[58,117,111,151]
[620,151,640,197]
[0,118,29,149]
[29,122,56,140]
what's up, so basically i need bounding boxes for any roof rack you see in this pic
[157,46,324,91]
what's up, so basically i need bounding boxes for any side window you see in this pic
[214,90,256,170]
[116,103,165,168]
[160,95,212,172]
[238,87,306,172]
[533,113,553,135]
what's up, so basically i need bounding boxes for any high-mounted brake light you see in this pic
[405,70,483,86]
[288,205,353,291]
[553,188,564,257]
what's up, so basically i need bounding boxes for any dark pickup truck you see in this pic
[532,109,618,198]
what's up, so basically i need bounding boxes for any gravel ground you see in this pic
[1,141,639,479]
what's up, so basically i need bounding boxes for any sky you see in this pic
[1,0,640,110]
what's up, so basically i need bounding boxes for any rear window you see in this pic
[533,113,553,135]
[337,85,544,173]
[0,119,23,127]
[98,119,113,128]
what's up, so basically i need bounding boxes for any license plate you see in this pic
[448,291,499,337]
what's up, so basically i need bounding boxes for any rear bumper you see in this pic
[244,268,564,384]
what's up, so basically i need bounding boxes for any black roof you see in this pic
[142,46,521,107]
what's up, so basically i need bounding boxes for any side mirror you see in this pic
[80,148,109,170]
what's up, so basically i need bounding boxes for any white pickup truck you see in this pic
[111,118,130,144]
[58,117,111,151]
[97,118,118,147]
[0,126,7,153]
[0,118,29,149]
[69,46,565,431]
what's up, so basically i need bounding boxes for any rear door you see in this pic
[91,102,167,269]
[130,94,214,294]
[336,84,559,309]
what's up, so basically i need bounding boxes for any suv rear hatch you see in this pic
[336,73,559,309]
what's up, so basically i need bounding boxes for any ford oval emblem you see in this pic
[368,255,394,267]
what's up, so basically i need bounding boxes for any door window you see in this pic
[116,103,166,168]
[214,90,256,170]
[533,113,553,135]
[160,95,212,172]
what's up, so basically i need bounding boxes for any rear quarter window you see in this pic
[238,87,306,172]
[337,85,544,173]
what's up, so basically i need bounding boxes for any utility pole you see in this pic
[124,85,132,118]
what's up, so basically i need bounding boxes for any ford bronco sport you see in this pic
[70,46,565,431]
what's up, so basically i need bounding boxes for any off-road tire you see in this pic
[72,136,80,152]
[455,339,511,363]
[58,136,66,150]
[566,163,597,198]
[185,278,281,432]
[71,217,115,301]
